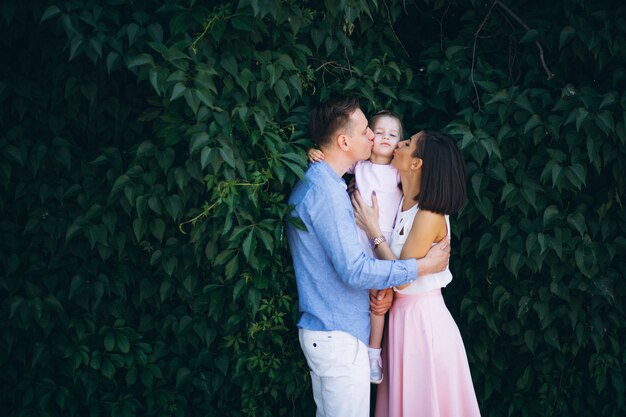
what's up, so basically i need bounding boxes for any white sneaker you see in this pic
[369,357,383,384]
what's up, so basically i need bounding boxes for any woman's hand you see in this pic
[351,189,381,237]
[307,148,325,163]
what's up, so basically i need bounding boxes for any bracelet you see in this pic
[368,235,386,249]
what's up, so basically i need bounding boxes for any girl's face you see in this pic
[392,131,422,172]
[371,116,402,159]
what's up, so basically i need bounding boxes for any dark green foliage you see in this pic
[0,0,624,416]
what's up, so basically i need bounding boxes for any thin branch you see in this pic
[471,2,497,112]
[313,60,352,74]
[492,0,555,79]
[438,4,451,52]
[382,0,409,57]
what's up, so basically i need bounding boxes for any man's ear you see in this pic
[336,132,350,151]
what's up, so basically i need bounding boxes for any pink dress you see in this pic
[350,160,402,257]
[375,201,481,417]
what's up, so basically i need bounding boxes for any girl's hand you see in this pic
[351,190,381,237]
[307,148,325,163]
[370,288,393,315]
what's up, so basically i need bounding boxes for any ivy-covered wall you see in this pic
[1,1,624,416]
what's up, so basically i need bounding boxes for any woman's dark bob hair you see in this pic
[412,130,467,215]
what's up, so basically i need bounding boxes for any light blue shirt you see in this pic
[286,161,418,344]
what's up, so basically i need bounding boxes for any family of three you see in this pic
[286,96,481,417]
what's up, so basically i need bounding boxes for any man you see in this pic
[286,96,450,417]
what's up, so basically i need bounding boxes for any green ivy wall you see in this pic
[1,0,624,416]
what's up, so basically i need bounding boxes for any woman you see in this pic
[352,130,481,417]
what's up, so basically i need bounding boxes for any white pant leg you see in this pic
[299,329,370,417]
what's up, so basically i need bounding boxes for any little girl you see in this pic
[307,109,403,384]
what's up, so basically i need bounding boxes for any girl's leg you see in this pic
[369,313,385,349]
[368,312,385,384]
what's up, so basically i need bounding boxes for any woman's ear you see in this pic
[410,157,423,171]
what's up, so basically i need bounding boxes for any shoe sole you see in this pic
[370,376,383,384]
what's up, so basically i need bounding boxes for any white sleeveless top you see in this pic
[390,200,453,293]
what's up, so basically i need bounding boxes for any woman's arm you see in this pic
[351,189,449,274]
[395,210,446,288]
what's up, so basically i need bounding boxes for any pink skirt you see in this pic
[375,289,481,417]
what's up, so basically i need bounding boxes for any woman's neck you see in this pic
[400,174,420,211]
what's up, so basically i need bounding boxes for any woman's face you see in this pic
[392,131,423,172]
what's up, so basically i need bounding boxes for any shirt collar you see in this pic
[316,160,347,189]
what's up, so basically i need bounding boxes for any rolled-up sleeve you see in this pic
[306,184,417,290]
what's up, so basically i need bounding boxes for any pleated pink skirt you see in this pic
[375,289,481,417]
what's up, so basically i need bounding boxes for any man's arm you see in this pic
[307,185,417,290]
[351,189,451,276]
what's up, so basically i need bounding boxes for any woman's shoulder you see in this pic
[413,209,447,239]
[414,208,446,226]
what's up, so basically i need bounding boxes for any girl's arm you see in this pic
[307,148,325,163]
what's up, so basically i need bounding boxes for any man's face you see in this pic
[346,108,375,162]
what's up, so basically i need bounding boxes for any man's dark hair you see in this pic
[369,109,404,139]
[413,130,467,215]
[309,96,361,148]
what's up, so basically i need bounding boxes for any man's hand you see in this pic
[417,237,451,277]
[370,288,393,316]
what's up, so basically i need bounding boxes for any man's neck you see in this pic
[321,149,356,177]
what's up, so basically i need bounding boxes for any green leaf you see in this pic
[567,213,587,237]
[543,205,559,228]
[126,53,153,68]
[221,55,238,77]
[219,147,236,168]
[559,26,576,49]
[568,164,586,188]
[520,29,539,44]
[524,115,541,133]
[247,288,261,317]
[477,233,495,253]
[282,159,305,179]
[596,110,614,134]
[514,94,533,113]
[133,218,145,242]
[101,359,115,378]
[164,195,183,221]
[170,82,186,101]
[524,330,538,354]
[115,333,130,353]
[176,368,191,389]
[486,89,509,105]
[40,6,61,23]
[225,255,239,279]
[500,183,516,204]
[242,229,255,261]
[104,332,115,351]
[151,219,166,242]
[69,275,85,300]
[255,228,274,253]
[190,132,210,154]
[576,107,589,131]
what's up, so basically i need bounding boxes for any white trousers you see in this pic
[299,329,370,417]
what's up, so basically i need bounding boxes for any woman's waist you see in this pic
[394,269,452,294]
[394,288,442,299]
